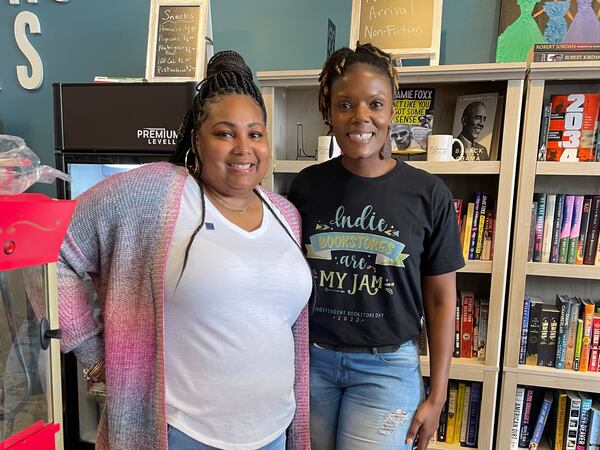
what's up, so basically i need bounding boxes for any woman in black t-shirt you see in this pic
[288,44,465,450]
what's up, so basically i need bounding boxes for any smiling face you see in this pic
[328,64,394,171]
[461,102,487,142]
[194,94,269,197]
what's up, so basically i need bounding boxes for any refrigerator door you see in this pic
[55,152,172,449]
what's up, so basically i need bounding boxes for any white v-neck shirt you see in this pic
[164,176,312,449]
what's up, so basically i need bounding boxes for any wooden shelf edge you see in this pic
[536,161,600,176]
[504,365,600,393]
[421,356,488,381]
[526,262,600,279]
[529,61,600,80]
[458,260,493,273]
[405,161,501,174]
[273,159,318,173]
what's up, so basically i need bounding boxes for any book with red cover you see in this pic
[460,291,475,358]
[546,93,600,162]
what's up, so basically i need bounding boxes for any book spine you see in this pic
[576,196,593,265]
[466,382,482,447]
[533,43,600,52]
[473,299,480,358]
[554,391,567,450]
[550,194,565,263]
[446,382,458,443]
[475,194,488,260]
[538,310,551,367]
[534,52,600,62]
[567,196,584,264]
[583,196,600,265]
[542,194,557,262]
[528,392,553,449]
[461,292,474,358]
[577,94,600,161]
[469,193,482,260]
[456,382,465,444]
[463,202,475,260]
[453,295,461,357]
[573,318,584,371]
[587,404,600,449]
[534,193,546,262]
[555,294,571,369]
[518,387,535,447]
[519,297,531,364]
[589,316,600,372]
[478,300,489,361]
[576,395,593,450]
[460,384,470,444]
[546,309,560,367]
[579,300,595,373]
[511,387,525,449]
[528,200,538,262]
[559,195,575,264]
[538,104,552,161]
[437,398,448,442]
[565,393,582,449]
[565,299,581,370]
[526,301,543,366]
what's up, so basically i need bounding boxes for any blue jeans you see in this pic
[167,425,286,450]
[310,340,424,450]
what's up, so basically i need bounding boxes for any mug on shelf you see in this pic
[317,135,342,162]
[427,134,465,161]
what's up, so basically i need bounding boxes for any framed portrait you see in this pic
[349,0,443,65]
[145,0,209,81]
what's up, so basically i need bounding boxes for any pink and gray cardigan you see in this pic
[57,162,310,450]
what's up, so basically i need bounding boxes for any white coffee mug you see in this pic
[317,135,342,162]
[427,134,465,161]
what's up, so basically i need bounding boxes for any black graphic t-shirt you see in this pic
[288,158,464,347]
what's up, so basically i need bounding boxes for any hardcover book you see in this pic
[546,93,600,162]
[390,88,435,155]
[452,93,499,161]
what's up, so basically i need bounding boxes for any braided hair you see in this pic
[318,43,398,126]
[170,50,266,289]
[171,50,267,167]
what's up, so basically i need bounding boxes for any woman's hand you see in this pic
[405,397,444,449]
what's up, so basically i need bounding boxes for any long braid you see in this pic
[318,43,398,126]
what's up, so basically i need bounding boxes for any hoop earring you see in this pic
[185,147,201,177]
[380,125,392,160]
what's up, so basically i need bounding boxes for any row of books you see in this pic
[511,386,600,450]
[519,295,600,372]
[527,193,600,266]
[537,92,600,162]
[417,291,489,361]
[531,42,600,63]
[428,379,482,447]
[454,194,496,261]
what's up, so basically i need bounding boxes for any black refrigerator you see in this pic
[53,81,197,450]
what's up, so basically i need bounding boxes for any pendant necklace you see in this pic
[204,184,255,215]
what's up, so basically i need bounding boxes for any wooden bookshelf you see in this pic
[497,62,600,450]
[258,63,527,450]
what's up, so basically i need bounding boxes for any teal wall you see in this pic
[0,0,500,196]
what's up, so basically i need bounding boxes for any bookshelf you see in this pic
[258,63,527,450]
[497,61,600,450]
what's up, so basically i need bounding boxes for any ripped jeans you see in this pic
[309,340,423,450]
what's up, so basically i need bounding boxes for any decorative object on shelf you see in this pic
[327,18,336,58]
[295,123,316,160]
[349,0,443,65]
[542,1,571,43]
[563,0,600,43]
[452,93,499,161]
[497,0,600,62]
[317,135,341,162]
[426,134,464,162]
[496,0,545,62]
[145,0,211,81]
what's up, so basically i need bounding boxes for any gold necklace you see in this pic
[204,184,256,215]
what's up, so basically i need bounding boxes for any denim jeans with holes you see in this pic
[310,340,424,450]
[167,425,286,450]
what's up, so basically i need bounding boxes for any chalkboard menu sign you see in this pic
[349,0,443,65]
[146,0,209,81]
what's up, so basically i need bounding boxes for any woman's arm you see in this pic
[406,271,457,449]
